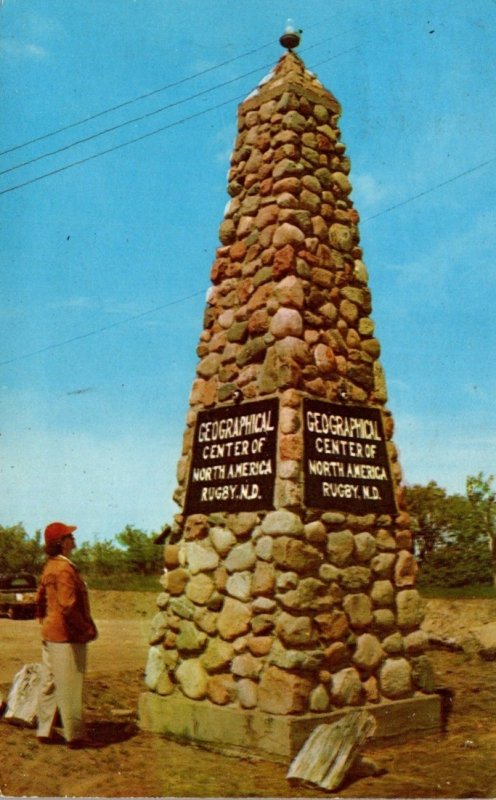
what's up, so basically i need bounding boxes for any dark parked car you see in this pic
[0,573,37,619]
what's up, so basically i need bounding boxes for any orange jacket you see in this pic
[35,556,98,643]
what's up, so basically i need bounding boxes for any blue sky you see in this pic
[1,0,494,542]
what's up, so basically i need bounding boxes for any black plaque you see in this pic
[184,398,279,514]
[303,398,397,514]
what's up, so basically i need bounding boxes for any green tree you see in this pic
[71,540,93,574]
[466,472,496,585]
[405,482,450,563]
[0,524,44,574]
[116,526,162,575]
[72,538,125,576]
[417,542,493,588]
[406,480,493,588]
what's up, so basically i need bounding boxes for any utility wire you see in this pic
[0,45,357,197]
[0,290,206,367]
[362,156,496,222]
[0,61,274,178]
[1,153,494,368]
[0,91,246,197]
[0,56,282,179]
[0,19,358,160]
[0,40,277,158]
[0,13,488,365]
[308,47,358,70]
[0,35,357,180]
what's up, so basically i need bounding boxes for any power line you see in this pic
[0,90,246,197]
[0,45,357,197]
[1,154,493,368]
[0,20,357,161]
[0,290,206,367]
[0,40,278,159]
[0,13,489,367]
[1,54,294,177]
[308,47,359,70]
[362,156,496,222]
[0,61,274,178]
[0,35,357,180]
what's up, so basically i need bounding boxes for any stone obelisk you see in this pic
[139,35,441,761]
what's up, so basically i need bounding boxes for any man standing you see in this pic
[35,521,98,748]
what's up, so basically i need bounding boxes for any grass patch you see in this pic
[419,584,496,599]
[86,573,161,592]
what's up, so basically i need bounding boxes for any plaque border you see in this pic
[302,397,398,515]
[184,397,279,516]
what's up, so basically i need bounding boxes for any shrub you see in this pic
[418,542,493,588]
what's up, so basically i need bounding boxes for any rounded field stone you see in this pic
[176,659,209,699]
[261,510,303,537]
[269,307,303,338]
[380,657,412,699]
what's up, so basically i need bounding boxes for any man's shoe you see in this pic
[37,730,64,745]
[66,737,99,749]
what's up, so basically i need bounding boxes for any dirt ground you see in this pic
[1,591,496,798]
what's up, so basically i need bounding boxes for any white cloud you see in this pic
[102,300,148,316]
[48,296,149,317]
[381,209,494,297]
[0,38,46,59]
[48,297,97,311]
[394,410,496,495]
[352,173,389,212]
[0,384,183,540]
[1,424,180,541]
[387,377,410,394]
[213,122,236,165]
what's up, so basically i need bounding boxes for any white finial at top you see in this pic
[279,18,302,50]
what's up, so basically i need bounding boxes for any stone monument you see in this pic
[139,36,441,761]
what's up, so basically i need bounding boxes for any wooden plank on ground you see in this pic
[287,709,377,792]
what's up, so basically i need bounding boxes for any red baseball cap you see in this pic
[44,521,77,546]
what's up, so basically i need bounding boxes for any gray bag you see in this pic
[4,663,46,727]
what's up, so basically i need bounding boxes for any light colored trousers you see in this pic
[37,640,87,742]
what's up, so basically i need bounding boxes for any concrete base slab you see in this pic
[138,691,442,763]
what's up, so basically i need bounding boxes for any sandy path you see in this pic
[0,617,151,684]
[2,594,496,797]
